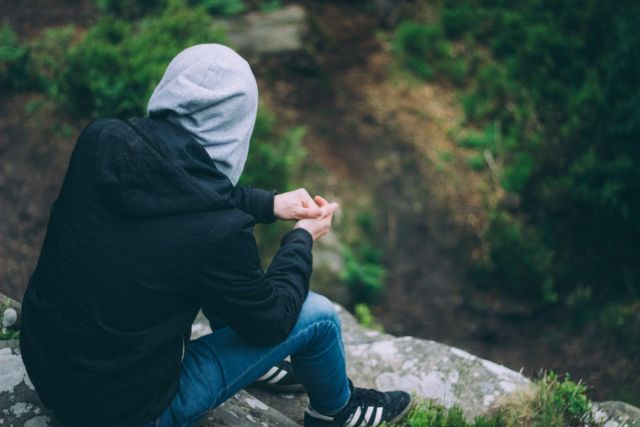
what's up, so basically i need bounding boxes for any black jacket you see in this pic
[19,116,313,426]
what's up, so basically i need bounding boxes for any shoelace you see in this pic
[351,387,386,406]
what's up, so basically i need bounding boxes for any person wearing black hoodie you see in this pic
[20,44,412,427]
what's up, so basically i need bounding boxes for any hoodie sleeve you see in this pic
[229,186,277,224]
[194,215,312,345]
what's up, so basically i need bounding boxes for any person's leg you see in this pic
[153,292,350,427]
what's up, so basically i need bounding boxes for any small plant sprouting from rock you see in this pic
[384,371,596,427]
[0,329,19,340]
[354,303,384,332]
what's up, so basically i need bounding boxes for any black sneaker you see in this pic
[250,360,304,393]
[304,380,413,426]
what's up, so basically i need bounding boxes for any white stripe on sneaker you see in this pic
[372,407,383,425]
[363,406,374,425]
[267,369,288,384]
[347,407,362,427]
[257,366,279,381]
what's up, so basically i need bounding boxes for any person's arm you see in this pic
[230,186,332,224]
[229,186,277,224]
[194,214,313,345]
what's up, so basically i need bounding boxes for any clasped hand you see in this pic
[274,188,338,241]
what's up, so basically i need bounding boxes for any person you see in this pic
[19,43,413,427]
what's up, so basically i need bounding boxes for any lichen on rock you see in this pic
[2,292,640,426]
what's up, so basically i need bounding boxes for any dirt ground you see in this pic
[1,0,638,406]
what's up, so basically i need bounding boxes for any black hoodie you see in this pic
[19,116,313,426]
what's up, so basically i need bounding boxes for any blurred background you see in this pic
[1,0,638,407]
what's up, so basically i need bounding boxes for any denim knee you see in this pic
[298,292,341,331]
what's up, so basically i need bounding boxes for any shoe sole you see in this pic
[388,394,415,425]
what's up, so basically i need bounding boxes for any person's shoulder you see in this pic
[79,117,139,139]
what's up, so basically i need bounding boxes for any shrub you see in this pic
[494,372,593,427]
[392,22,453,81]
[432,0,640,307]
[258,0,282,13]
[94,0,167,19]
[240,107,307,191]
[341,245,386,304]
[399,372,593,427]
[28,26,77,96]
[354,303,383,331]
[195,0,245,16]
[474,211,557,304]
[56,0,224,118]
[0,22,29,90]
[458,125,497,151]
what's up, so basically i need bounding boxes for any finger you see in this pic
[314,195,329,207]
[315,195,337,216]
[300,189,318,206]
[298,205,324,218]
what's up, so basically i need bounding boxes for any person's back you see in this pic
[20,116,269,425]
[20,43,413,427]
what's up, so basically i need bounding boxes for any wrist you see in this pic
[291,226,315,243]
[273,194,281,219]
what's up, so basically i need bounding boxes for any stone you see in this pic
[197,390,297,427]
[0,293,21,331]
[2,308,17,329]
[592,401,640,427]
[219,5,309,57]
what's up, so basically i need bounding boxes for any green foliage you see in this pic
[497,372,593,427]
[44,0,224,118]
[392,22,461,83]
[458,125,497,151]
[0,22,29,90]
[258,0,282,13]
[95,0,167,19]
[404,402,472,427]
[27,26,77,96]
[241,107,307,191]
[430,0,640,306]
[341,245,386,304]
[393,372,593,427]
[354,303,383,331]
[0,329,19,340]
[600,302,640,357]
[474,211,557,303]
[196,0,245,16]
[467,153,485,171]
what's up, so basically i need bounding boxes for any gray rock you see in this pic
[336,304,531,420]
[1,293,21,331]
[2,308,18,330]
[0,346,60,426]
[3,291,640,426]
[218,5,310,57]
[592,401,640,427]
[198,390,297,426]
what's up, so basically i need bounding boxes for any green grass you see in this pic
[385,372,595,427]
[0,329,19,340]
[354,303,384,331]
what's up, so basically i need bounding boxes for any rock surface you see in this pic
[218,5,309,57]
[2,292,640,426]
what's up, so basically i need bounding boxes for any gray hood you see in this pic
[147,44,258,185]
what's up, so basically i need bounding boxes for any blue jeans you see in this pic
[148,292,351,426]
